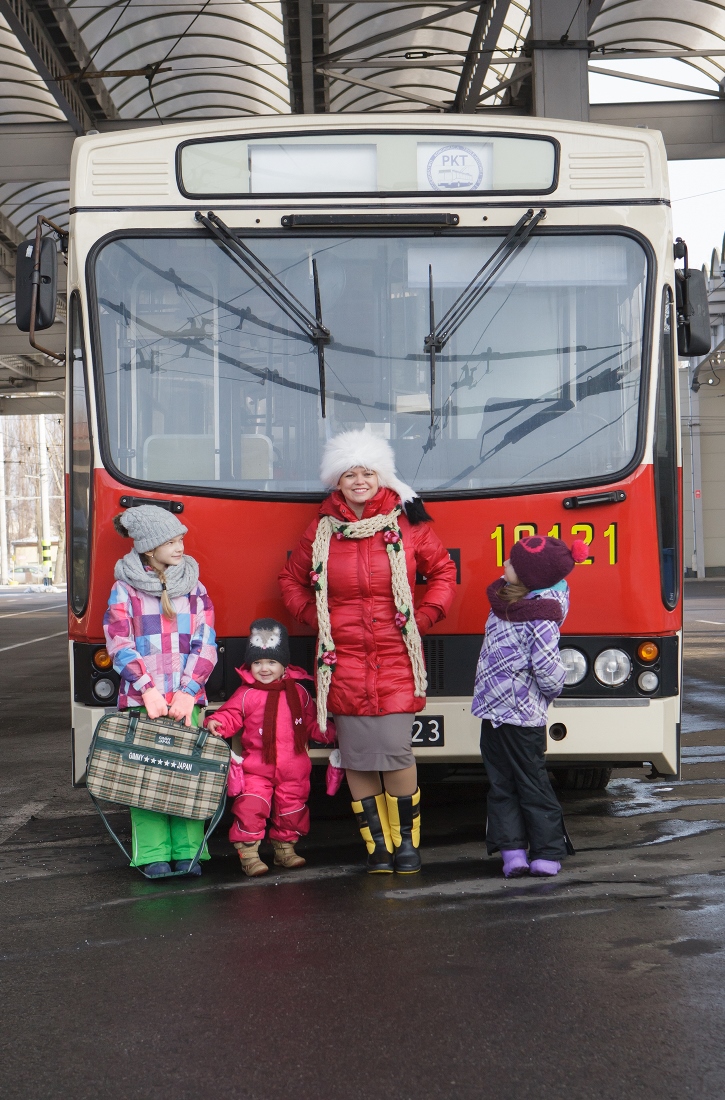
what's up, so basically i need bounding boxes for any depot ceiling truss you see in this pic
[0,0,120,131]
[453,0,512,111]
[283,0,329,113]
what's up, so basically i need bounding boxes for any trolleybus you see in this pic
[17,113,710,787]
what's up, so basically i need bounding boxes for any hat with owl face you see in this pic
[244,618,290,667]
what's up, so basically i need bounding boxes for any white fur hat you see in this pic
[320,430,417,504]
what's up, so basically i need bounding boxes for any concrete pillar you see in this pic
[530,0,589,121]
[37,415,52,582]
[0,420,8,585]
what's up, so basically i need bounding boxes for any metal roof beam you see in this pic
[29,0,120,122]
[0,0,91,132]
[588,64,721,99]
[321,0,482,65]
[318,67,447,109]
[0,393,65,415]
[283,0,329,113]
[299,0,316,111]
[453,0,512,112]
[590,100,725,160]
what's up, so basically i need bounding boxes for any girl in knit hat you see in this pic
[279,430,457,875]
[472,535,588,878]
[103,504,217,878]
[205,619,335,877]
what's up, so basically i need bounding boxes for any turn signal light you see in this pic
[637,642,659,663]
[93,647,113,670]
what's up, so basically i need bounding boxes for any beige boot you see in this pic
[235,841,268,877]
[272,840,306,869]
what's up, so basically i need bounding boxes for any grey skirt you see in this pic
[333,713,415,772]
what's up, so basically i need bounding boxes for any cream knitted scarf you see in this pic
[310,506,427,728]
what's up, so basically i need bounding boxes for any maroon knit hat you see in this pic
[509,535,588,590]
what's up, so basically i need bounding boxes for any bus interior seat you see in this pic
[240,433,274,480]
[143,434,216,481]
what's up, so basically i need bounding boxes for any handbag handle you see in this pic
[124,714,139,744]
[89,790,227,879]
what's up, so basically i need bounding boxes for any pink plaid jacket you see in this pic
[103,579,217,708]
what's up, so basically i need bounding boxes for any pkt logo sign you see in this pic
[427,145,483,190]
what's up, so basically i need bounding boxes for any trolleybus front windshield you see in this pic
[92,231,648,495]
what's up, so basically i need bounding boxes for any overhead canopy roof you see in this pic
[3,0,725,404]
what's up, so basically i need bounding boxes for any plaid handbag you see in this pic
[87,711,230,877]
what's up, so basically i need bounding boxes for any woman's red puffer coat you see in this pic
[279,487,457,717]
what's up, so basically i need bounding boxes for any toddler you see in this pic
[206,619,334,876]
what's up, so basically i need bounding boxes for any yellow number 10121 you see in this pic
[491,524,504,567]
[604,523,618,565]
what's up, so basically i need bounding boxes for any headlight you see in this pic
[559,647,587,686]
[93,677,116,701]
[594,648,632,687]
[638,671,659,693]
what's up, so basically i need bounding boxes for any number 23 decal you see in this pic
[490,523,618,568]
[412,719,441,744]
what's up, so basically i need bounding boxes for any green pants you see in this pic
[127,705,210,868]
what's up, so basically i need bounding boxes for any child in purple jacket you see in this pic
[472,535,588,878]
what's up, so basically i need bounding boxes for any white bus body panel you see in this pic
[307,695,680,774]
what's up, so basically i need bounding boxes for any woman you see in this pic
[279,431,457,874]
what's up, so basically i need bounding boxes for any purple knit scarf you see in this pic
[486,578,564,624]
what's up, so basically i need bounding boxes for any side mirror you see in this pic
[675,268,711,357]
[15,234,57,331]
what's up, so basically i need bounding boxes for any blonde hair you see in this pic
[142,552,176,620]
[500,580,530,604]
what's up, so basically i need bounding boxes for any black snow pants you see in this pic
[479,720,573,861]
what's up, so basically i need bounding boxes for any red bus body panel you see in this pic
[70,463,681,641]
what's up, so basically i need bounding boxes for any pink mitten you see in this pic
[326,749,345,796]
[141,686,169,719]
[228,752,245,797]
[168,690,195,726]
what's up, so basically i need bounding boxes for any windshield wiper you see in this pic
[424,208,546,425]
[195,210,332,416]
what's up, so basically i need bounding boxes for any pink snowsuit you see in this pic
[205,665,334,844]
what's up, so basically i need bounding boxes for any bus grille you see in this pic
[423,638,445,692]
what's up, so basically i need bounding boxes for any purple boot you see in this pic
[501,849,529,878]
[530,859,561,876]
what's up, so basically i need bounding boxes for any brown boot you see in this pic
[235,841,268,877]
[272,840,306,869]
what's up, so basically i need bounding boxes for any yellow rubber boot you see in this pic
[385,789,421,873]
[352,794,395,873]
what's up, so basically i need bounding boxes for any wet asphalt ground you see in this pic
[2,584,725,1099]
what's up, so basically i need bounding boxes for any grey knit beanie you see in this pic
[114,505,188,554]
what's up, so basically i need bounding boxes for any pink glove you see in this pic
[168,690,195,726]
[228,752,245,797]
[326,749,345,797]
[141,686,169,719]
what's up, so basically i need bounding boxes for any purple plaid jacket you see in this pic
[103,580,217,708]
[471,582,569,729]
